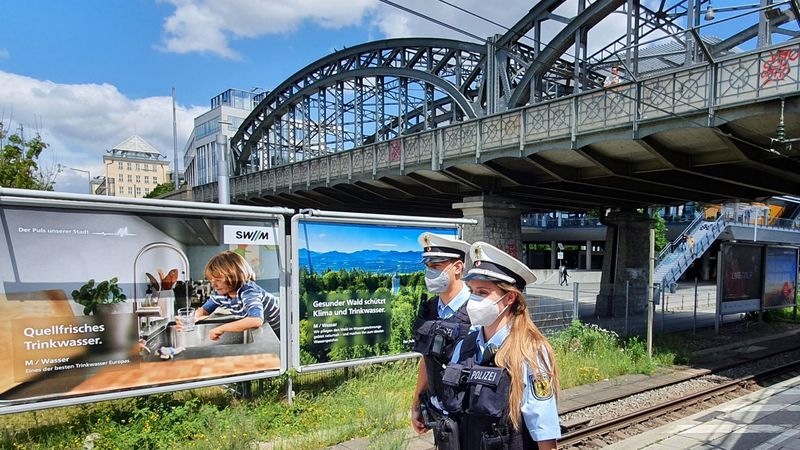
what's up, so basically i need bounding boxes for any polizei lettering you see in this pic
[235,230,270,241]
[469,369,498,383]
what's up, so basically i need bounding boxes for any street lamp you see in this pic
[58,164,92,194]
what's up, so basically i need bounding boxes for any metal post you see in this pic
[216,132,230,205]
[572,282,580,323]
[693,277,698,335]
[661,283,665,333]
[287,375,294,405]
[624,280,630,337]
[647,229,654,358]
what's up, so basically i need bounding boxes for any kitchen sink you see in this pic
[144,322,253,355]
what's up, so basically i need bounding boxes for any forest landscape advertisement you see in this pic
[296,220,457,366]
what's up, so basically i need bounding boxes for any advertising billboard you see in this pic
[718,243,763,315]
[762,246,799,310]
[292,217,458,369]
[0,193,287,412]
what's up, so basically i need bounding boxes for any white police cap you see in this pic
[418,232,470,263]
[463,241,537,289]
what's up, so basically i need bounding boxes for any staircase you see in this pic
[654,213,727,288]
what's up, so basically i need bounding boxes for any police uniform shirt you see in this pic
[521,346,560,441]
[437,283,470,319]
[450,325,561,442]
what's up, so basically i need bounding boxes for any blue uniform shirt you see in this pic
[437,283,470,319]
[450,325,561,442]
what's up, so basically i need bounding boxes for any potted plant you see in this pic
[71,277,128,315]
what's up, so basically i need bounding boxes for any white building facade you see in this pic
[183,89,266,188]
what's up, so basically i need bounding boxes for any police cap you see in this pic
[463,241,536,289]
[418,232,470,264]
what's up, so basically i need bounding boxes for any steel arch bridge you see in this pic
[226,0,800,208]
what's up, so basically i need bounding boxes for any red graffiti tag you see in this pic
[761,49,799,85]
[389,139,402,162]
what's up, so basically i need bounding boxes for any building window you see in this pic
[135,175,141,183]
[128,187,133,194]
[135,187,141,196]
[135,163,140,170]
[128,175,132,183]
[144,164,149,171]
[127,162,132,170]
[118,162,123,170]
[154,177,158,184]
[144,176,149,184]
[145,188,150,195]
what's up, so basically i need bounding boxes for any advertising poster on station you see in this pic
[719,243,763,315]
[296,219,457,366]
[762,246,798,310]
[0,203,284,410]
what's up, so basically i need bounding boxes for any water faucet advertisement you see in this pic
[0,194,287,412]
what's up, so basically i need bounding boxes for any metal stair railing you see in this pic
[656,213,727,287]
[656,211,703,265]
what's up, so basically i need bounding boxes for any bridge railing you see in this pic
[200,40,800,202]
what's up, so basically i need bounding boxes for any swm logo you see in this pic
[223,225,276,245]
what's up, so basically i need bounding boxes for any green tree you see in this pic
[652,211,667,252]
[0,123,54,190]
[144,181,175,198]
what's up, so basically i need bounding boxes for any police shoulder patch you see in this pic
[530,374,553,400]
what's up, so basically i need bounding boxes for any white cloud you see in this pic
[161,0,378,59]
[0,48,9,59]
[374,0,629,58]
[0,71,206,193]
[160,0,631,66]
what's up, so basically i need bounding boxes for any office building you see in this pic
[101,135,170,198]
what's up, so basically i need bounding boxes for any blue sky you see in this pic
[0,0,771,193]
[299,222,456,253]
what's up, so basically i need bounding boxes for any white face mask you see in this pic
[466,292,509,327]
[424,264,454,293]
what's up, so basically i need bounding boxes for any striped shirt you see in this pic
[202,281,280,338]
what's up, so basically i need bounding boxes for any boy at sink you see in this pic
[177,250,280,340]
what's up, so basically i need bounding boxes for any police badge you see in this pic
[530,374,554,400]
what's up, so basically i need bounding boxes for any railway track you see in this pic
[559,360,800,449]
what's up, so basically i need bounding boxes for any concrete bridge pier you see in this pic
[596,210,652,318]
[453,195,526,261]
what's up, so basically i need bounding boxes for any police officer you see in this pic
[442,241,560,450]
[411,233,472,440]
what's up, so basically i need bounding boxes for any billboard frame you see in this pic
[289,209,476,373]
[0,188,292,414]
[761,245,799,311]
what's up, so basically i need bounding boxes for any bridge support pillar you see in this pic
[586,240,593,270]
[595,210,653,318]
[453,195,525,262]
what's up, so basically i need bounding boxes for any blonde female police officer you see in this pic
[411,233,472,437]
[441,241,560,450]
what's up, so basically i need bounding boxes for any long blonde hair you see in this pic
[492,282,559,430]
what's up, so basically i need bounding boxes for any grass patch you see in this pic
[762,306,800,323]
[1,322,680,449]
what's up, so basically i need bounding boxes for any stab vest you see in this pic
[413,295,472,404]
[441,332,536,450]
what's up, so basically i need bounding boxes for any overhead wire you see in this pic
[377,0,797,154]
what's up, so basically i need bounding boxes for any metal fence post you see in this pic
[573,282,580,323]
[624,280,630,337]
[693,277,698,335]
[661,282,665,333]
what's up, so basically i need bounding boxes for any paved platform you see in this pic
[607,375,800,450]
